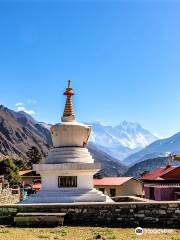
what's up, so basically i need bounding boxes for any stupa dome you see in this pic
[50,122,91,148]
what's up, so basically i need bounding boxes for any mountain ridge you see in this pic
[124,132,180,166]
[125,156,180,178]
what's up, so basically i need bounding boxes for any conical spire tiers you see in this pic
[61,80,76,122]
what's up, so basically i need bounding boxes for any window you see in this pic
[99,188,105,193]
[58,176,77,188]
[110,188,116,197]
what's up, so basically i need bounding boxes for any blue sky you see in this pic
[0,1,180,138]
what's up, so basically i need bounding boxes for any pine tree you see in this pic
[14,158,27,170]
[26,146,42,168]
[0,158,21,186]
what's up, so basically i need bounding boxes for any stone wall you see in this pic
[0,188,20,204]
[0,202,179,227]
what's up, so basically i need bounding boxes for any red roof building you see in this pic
[140,166,180,201]
[94,177,143,197]
[140,166,179,181]
[93,177,132,186]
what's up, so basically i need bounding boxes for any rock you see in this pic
[159,210,166,215]
[175,210,180,214]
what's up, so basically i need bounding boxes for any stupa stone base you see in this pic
[22,188,113,203]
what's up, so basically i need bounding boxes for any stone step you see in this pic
[47,153,93,158]
[50,148,90,154]
[45,160,93,164]
[28,193,106,199]
[22,185,114,204]
[24,195,106,203]
[47,155,92,160]
[46,157,93,162]
[49,150,90,155]
[46,156,93,161]
[33,192,105,197]
[22,189,108,203]
[36,189,101,194]
[14,212,66,226]
[49,149,90,154]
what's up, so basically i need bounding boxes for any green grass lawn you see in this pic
[0,227,179,240]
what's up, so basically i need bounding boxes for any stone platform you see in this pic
[22,189,113,203]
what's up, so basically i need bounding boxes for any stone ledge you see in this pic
[34,163,101,172]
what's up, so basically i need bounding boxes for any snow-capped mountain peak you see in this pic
[87,121,158,160]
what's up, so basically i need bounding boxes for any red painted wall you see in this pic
[145,186,180,201]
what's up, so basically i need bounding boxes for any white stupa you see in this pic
[23,81,112,203]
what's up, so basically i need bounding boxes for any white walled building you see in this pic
[23,81,112,203]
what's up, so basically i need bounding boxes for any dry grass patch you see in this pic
[0,227,179,240]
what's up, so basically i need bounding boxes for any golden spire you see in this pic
[61,80,75,122]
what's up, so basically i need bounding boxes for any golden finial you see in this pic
[61,80,75,122]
